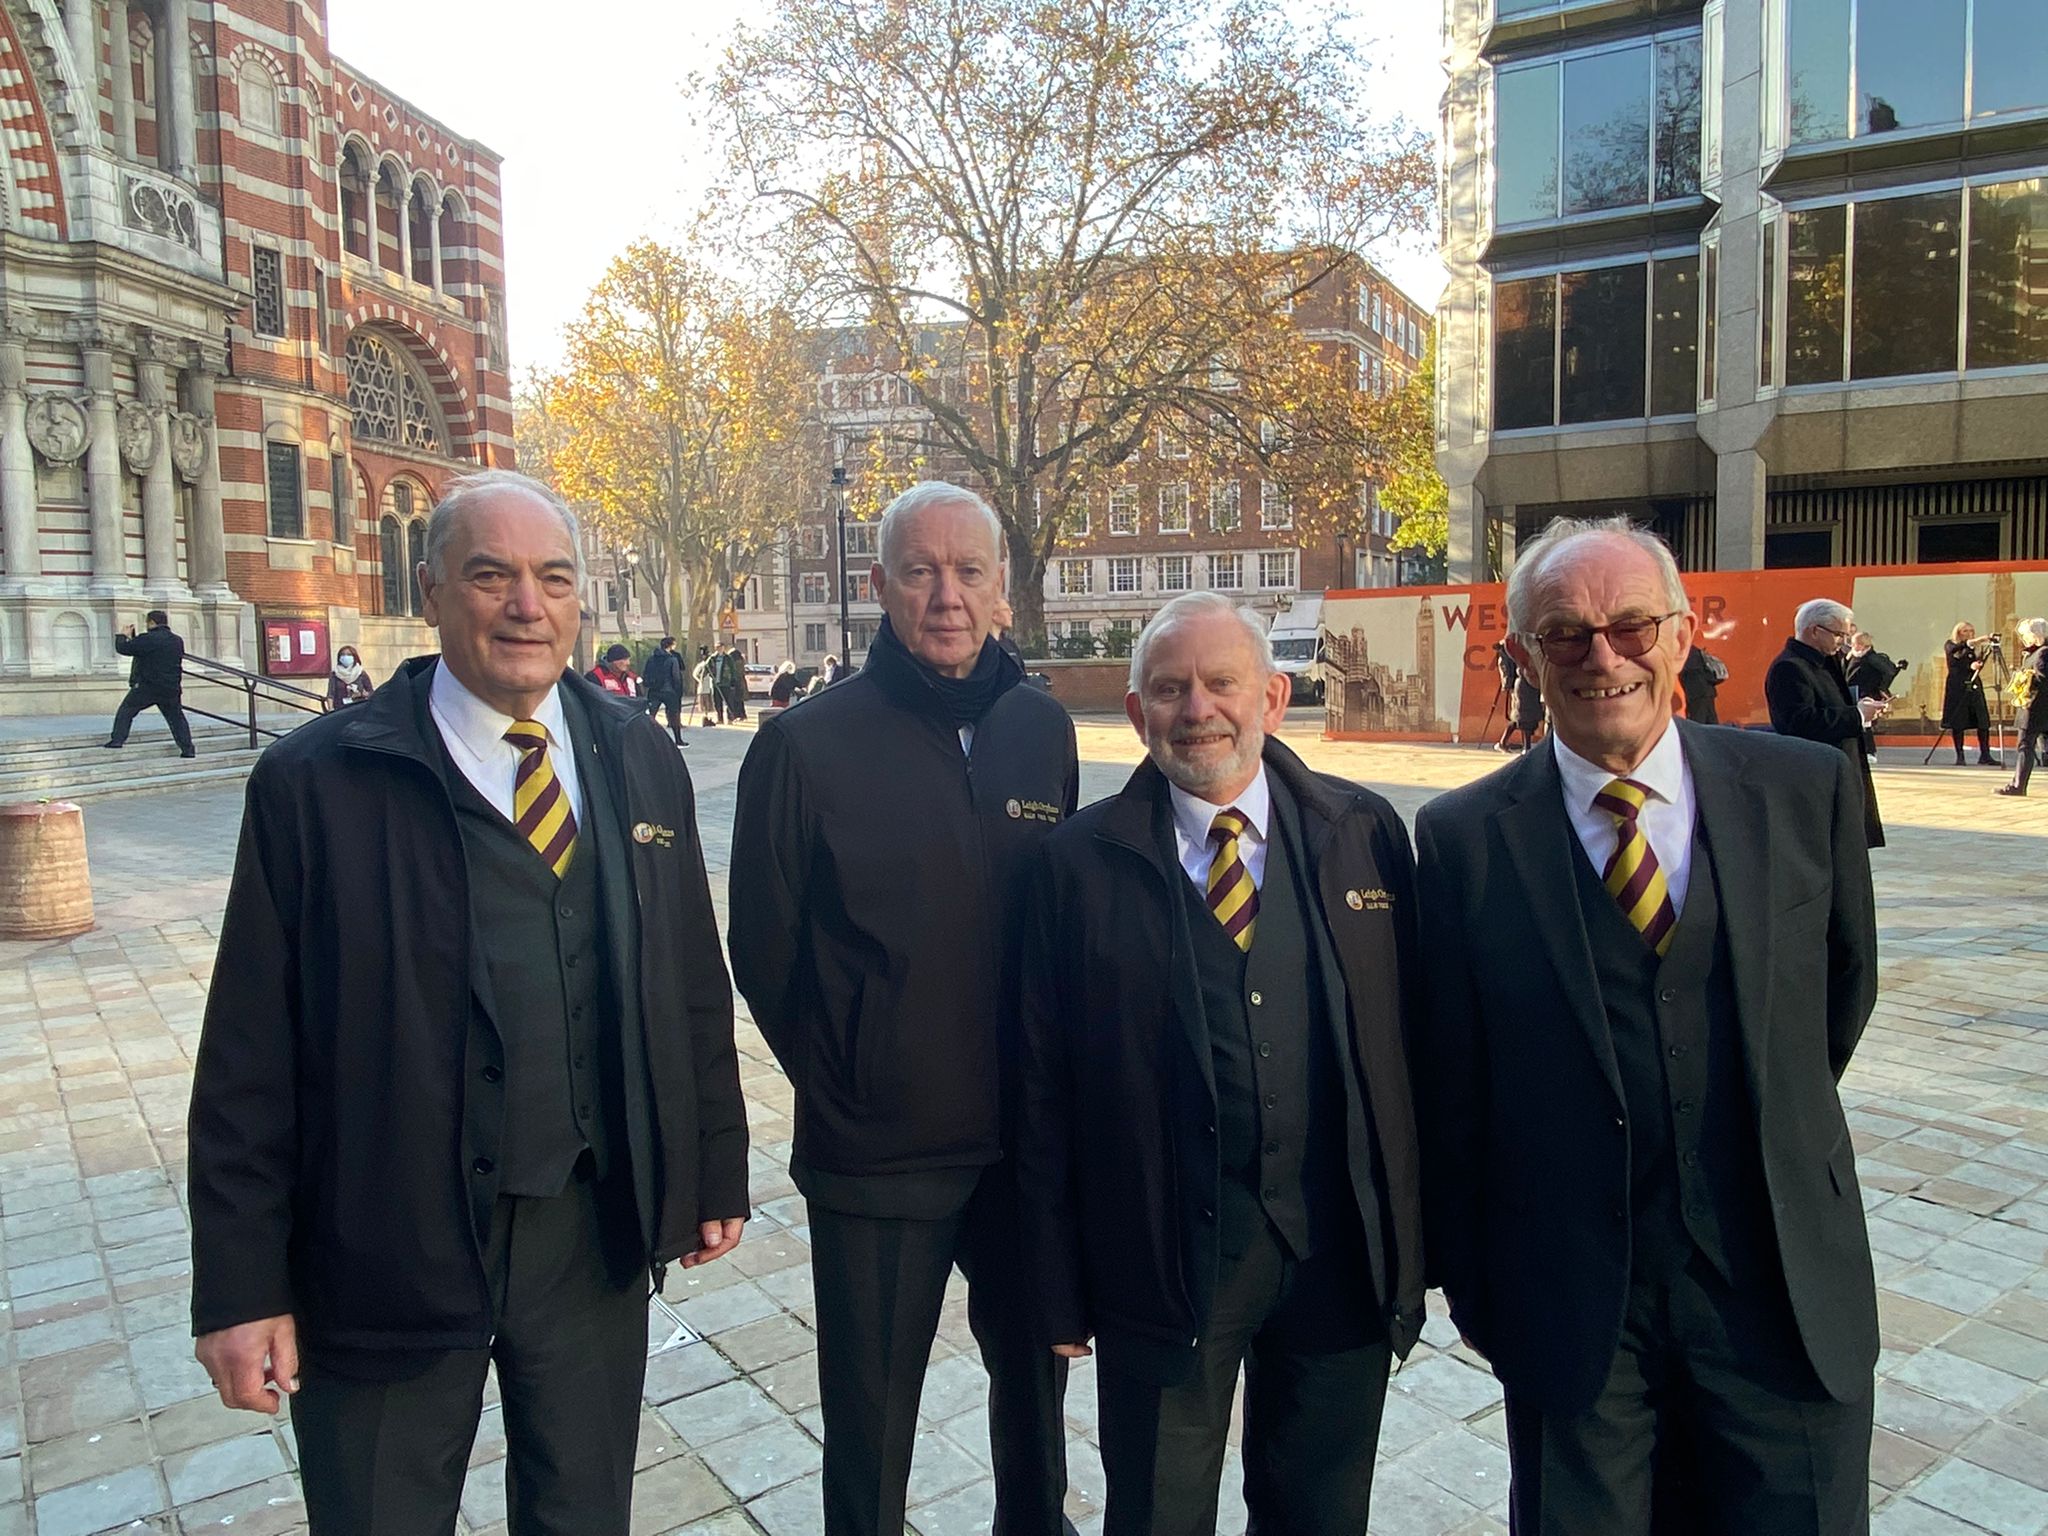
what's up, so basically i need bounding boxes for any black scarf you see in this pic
[865,614,1022,726]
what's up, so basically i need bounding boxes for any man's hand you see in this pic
[681,1217,745,1269]
[1052,1341,1092,1359]
[195,1315,298,1414]
[1857,698,1885,724]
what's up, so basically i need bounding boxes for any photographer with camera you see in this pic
[1998,619,2048,798]
[1943,623,2001,767]
[1846,633,1905,761]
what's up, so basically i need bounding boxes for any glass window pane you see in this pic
[1785,204,1847,384]
[1851,191,1961,379]
[1650,257,1700,415]
[1655,36,1703,200]
[1497,0,1553,15]
[1760,219,1777,388]
[1494,276,1556,430]
[1967,178,2048,370]
[1973,0,2048,121]
[1854,0,1964,135]
[1787,0,1851,145]
[1563,47,1651,215]
[1560,264,1648,423]
[1495,64,1560,224]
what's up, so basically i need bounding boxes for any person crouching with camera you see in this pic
[1999,619,2048,798]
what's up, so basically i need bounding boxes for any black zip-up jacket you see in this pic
[116,624,184,692]
[728,639,1078,1180]
[188,658,747,1348]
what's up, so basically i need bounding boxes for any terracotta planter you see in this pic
[0,801,94,940]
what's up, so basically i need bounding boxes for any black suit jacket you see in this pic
[115,625,184,692]
[1765,637,1884,847]
[1015,741,1426,1383]
[1411,723,1878,1414]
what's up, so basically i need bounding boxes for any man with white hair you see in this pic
[2000,617,2048,797]
[729,482,1079,1536]
[1014,591,1425,1534]
[1765,596,1886,846]
[1412,516,1879,1533]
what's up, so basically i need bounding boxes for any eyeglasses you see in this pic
[1524,612,1681,667]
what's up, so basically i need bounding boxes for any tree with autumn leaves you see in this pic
[525,239,820,655]
[716,0,1433,645]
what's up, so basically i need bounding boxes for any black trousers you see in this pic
[808,1166,1072,1536]
[1502,1253,1871,1536]
[2009,723,2046,793]
[108,687,194,753]
[1096,1217,1391,1536]
[1950,724,1995,762]
[290,1176,648,1536]
[648,690,686,743]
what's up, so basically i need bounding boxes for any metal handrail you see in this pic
[181,652,328,749]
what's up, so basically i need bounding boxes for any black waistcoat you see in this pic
[1181,784,1358,1264]
[1572,823,1771,1286]
[441,707,619,1198]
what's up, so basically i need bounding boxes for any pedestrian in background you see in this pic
[693,645,721,726]
[105,608,195,758]
[1765,598,1886,848]
[1943,622,2000,767]
[718,641,748,722]
[767,659,800,709]
[587,642,640,699]
[324,645,374,711]
[1677,643,1725,725]
[2000,618,2048,797]
[1845,632,1904,760]
[642,636,687,746]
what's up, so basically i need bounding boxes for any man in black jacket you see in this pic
[105,609,195,756]
[1414,517,1879,1533]
[1017,592,1425,1535]
[1765,598,1887,847]
[188,471,748,1536]
[643,635,686,744]
[730,482,1079,1536]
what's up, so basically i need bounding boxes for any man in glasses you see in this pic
[1411,516,1879,1533]
[1765,599,1888,847]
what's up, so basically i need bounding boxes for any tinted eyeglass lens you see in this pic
[1536,616,1663,664]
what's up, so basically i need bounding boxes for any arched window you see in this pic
[409,184,435,285]
[379,514,403,615]
[407,515,427,617]
[331,448,352,547]
[346,331,444,452]
[374,163,404,272]
[238,59,279,137]
[339,146,371,258]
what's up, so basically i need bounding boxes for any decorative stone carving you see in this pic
[122,172,201,250]
[25,395,89,463]
[117,403,161,473]
[168,412,206,480]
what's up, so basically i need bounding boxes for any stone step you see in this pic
[0,729,257,768]
[0,748,265,802]
[11,760,263,803]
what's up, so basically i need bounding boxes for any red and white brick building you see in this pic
[0,0,510,711]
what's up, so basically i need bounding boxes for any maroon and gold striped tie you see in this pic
[1595,777,1676,956]
[1206,807,1259,952]
[505,720,577,878]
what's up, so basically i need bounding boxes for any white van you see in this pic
[1266,596,1325,704]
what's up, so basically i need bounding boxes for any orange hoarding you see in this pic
[1318,560,2048,743]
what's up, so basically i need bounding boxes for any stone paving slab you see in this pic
[0,719,2044,1534]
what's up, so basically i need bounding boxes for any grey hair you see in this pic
[1504,515,1688,634]
[1794,598,1852,636]
[2020,617,2048,646]
[876,481,1005,573]
[1129,591,1276,694]
[423,469,584,583]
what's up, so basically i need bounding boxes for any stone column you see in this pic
[1445,481,1489,584]
[0,343,39,583]
[108,5,136,159]
[83,346,125,592]
[429,212,444,292]
[161,0,195,178]
[66,0,103,149]
[1715,448,1768,572]
[138,357,178,589]
[183,365,227,593]
[396,187,414,286]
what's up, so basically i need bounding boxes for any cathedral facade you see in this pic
[0,0,510,712]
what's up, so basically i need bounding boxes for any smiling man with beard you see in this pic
[1412,516,1879,1534]
[1014,591,1426,1536]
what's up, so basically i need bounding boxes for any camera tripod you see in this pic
[1922,637,2013,765]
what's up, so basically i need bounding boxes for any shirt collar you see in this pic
[1168,762,1272,849]
[429,658,569,757]
[1554,719,1684,813]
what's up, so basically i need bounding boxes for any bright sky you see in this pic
[328,1,1448,375]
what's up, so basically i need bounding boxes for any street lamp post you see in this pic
[832,465,850,662]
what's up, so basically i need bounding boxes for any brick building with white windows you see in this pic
[0,0,510,712]
[788,260,1433,670]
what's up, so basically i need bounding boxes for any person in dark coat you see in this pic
[1016,592,1425,1536]
[1845,632,1904,757]
[1413,517,1880,1534]
[1943,622,2000,766]
[188,472,748,1536]
[1764,598,1886,848]
[642,635,687,745]
[1677,644,1723,725]
[105,609,195,756]
[324,645,374,711]
[729,482,1079,1536]
[1999,619,2048,797]
[716,641,748,721]
[767,660,800,707]
[1493,640,1521,750]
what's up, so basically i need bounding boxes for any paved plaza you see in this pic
[1,716,2045,1536]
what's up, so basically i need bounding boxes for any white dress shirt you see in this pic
[1553,723,1695,915]
[1169,765,1272,892]
[428,661,586,827]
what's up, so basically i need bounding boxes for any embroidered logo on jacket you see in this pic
[1347,887,1393,911]
[632,822,676,848]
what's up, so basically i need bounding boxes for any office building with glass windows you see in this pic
[1436,0,2048,578]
